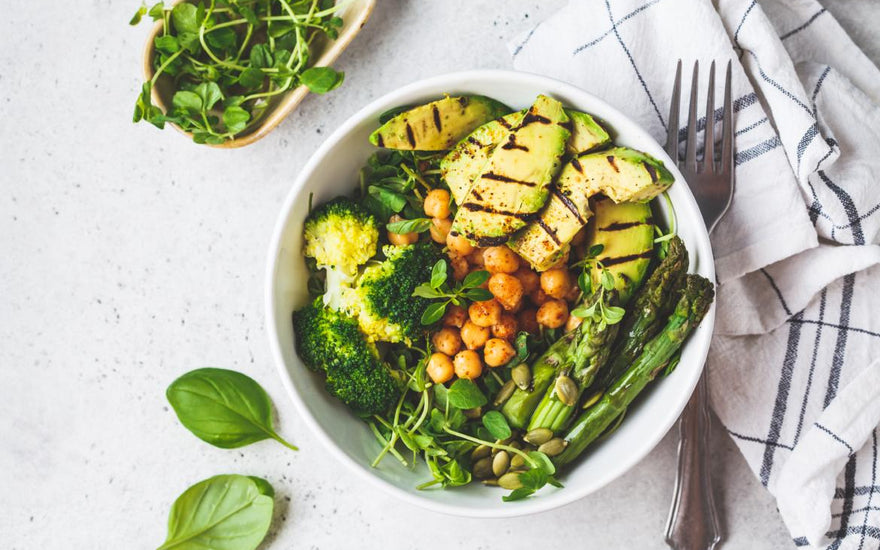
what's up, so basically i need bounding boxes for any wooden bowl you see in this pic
[141,0,376,148]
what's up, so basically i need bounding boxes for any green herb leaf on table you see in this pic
[129,3,147,25]
[166,367,297,451]
[157,474,273,550]
[482,410,511,440]
[446,379,488,410]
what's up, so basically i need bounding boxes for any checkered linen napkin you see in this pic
[510,0,880,547]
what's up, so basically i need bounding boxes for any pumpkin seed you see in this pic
[512,364,531,390]
[491,437,513,456]
[538,437,568,457]
[582,390,603,409]
[498,472,524,490]
[471,444,491,461]
[524,427,553,446]
[493,380,516,406]
[555,375,578,406]
[492,450,510,477]
[482,478,499,486]
[472,456,494,479]
[463,406,482,419]
[510,453,526,469]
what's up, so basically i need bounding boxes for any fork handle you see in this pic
[665,373,721,550]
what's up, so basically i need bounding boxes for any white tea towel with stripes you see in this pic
[511,0,880,548]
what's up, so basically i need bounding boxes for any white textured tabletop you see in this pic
[2,1,877,549]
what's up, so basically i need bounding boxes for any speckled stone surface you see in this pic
[1,1,876,549]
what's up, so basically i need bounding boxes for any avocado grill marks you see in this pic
[432,105,442,132]
[607,155,619,173]
[601,250,654,267]
[405,123,416,148]
[466,136,483,147]
[501,135,529,152]
[460,202,537,221]
[470,234,510,247]
[551,187,587,224]
[481,172,539,187]
[601,220,651,231]
[571,158,584,173]
[521,111,552,126]
[497,117,514,130]
[375,134,385,147]
[643,161,658,183]
[536,218,562,245]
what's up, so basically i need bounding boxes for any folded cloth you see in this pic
[510,1,880,548]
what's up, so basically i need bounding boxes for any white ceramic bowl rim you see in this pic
[265,69,715,518]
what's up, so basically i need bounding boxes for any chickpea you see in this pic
[461,320,490,349]
[484,338,516,367]
[468,298,502,327]
[483,246,520,274]
[387,214,418,245]
[488,273,524,311]
[492,314,518,340]
[426,353,454,384]
[447,232,475,256]
[517,308,540,334]
[536,299,569,329]
[443,304,467,327]
[454,350,483,379]
[449,254,469,281]
[423,188,451,218]
[515,267,540,294]
[468,248,486,267]
[565,312,583,333]
[529,288,551,307]
[429,217,452,244]
[432,327,462,356]
[565,282,582,303]
[541,268,574,300]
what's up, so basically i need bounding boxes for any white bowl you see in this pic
[266,70,715,518]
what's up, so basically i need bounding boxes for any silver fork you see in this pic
[664,60,734,550]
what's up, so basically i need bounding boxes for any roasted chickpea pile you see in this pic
[419,193,583,385]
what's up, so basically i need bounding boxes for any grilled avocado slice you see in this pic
[587,197,655,304]
[509,147,673,271]
[442,109,611,205]
[369,96,511,151]
[450,95,570,246]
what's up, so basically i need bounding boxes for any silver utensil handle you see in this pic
[665,374,721,550]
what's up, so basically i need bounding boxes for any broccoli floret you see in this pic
[346,242,442,344]
[304,197,379,277]
[292,298,397,414]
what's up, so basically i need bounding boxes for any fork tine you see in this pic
[721,60,733,175]
[704,61,716,173]
[666,60,682,163]
[685,61,699,171]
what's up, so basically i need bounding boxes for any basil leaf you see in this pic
[222,106,250,134]
[440,459,471,487]
[300,67,344,94]
[430,259,448,289]
[502,332,531,368]
[194,82,222,111]
[148,2,166,20]
[518,467,548,491]
[528,451,556,476]
[158,475,273,550]
[601,269,615,291]
[172,90,202,114]
[154,35,179,54]
[249,44,273,69]
[412,284,444,299]
[502,487,535,502]
[367,185,407,214]
[446,379,487,409]
[482,410,511,440]
[387,218,431,235]
[463,288,494,302]
[171,2,198,33]
[130,4,147,25]
[577,271,591,295]
[461,270,490,289]
[166,368,297,450]
[588,244,605,258]
[237,67,264,90]
[433,383,449,410]
[603,305,625,324]
[420,302,447,325]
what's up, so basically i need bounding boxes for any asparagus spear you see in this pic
[554,274,714,468]
[594,235,688,391]
[526,291,620,433]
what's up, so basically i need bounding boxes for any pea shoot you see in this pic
[131,0,345,144]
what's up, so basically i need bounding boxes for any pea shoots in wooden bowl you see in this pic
[266,71,716,517]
